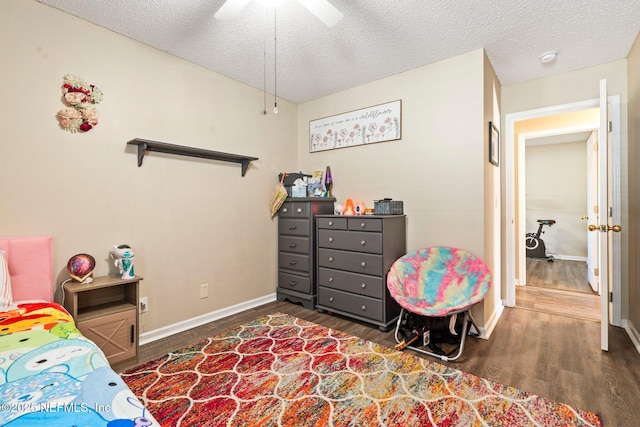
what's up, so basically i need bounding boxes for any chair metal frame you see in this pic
[392,306,481,362]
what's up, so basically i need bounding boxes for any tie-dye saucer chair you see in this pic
[387,246,492,361]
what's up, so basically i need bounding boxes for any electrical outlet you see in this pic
[140,296,149,313]
[200,283,209,299]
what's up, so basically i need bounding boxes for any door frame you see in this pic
[504,96,622,327]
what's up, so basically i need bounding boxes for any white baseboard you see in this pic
[477,302,504,340]
[624,319,640,356]
[139,293,277,346]
[547,254,587,262]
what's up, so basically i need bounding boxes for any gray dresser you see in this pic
[315,215,406,331]
[277,198,335,310]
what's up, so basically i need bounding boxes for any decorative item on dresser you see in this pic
[315,214,406,331]
[277,197,336,310]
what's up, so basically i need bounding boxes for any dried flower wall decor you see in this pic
[57,74,103,133]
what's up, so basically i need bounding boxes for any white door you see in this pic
[589,80,612,351]
[586,131,598,292]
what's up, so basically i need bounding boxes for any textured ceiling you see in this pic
[37,0,640,104]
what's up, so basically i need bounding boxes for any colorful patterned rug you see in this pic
[121,313,603,426]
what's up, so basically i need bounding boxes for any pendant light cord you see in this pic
[273,9,278,113]
[262,8,267,115]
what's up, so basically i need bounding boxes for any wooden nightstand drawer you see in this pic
[78,308,136,364]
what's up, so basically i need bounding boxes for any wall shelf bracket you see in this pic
[127,138,258,176]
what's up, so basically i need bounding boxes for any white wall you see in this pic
[0,0,296,332]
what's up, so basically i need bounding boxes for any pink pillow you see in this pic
[0,251,13,308]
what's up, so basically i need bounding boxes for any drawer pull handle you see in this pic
[328,256,334,262]
[283,208,288,213]
[289,243,297,248]
[360,222,366,228]
[289,260,297,265]
[329,277,334,283]
[329,237,334,243]
[361,283,366,289]
[296,208,303,213]
[360,240,366,246]
[289,225,297,230]
[131,325,135,343]
[361,305,367,311]
[329,297,334,302]
[361,261,366,267]
[289,281,297,286]
[328,221,334,226]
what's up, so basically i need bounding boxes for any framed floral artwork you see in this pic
[309,100,402,152]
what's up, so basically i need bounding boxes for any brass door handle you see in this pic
[588,224,622,232]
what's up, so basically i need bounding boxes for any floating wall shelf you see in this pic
[127,138,258,176]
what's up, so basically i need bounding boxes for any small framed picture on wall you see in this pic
[489,121,499,166]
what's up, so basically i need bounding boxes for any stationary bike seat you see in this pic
[537,219,556,225]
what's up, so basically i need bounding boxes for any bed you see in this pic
[0,236,159,426]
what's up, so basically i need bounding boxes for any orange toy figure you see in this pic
[342,198,355,215]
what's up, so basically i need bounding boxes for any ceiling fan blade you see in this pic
[214,0,252,21]
[296,0,343,27]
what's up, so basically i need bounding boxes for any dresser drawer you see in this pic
[318,267,383,298]
[318,287,383,322]
[279,252,310,273]
[279,218,310,237]
[317,248,383,276]
[317,229,382,253]
[279,235,310,254]
[278,271,311,293]
[348,217,382,232]
[317,216,348,230]
[280,201,312,217]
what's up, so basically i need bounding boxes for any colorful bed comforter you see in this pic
[0,301,159,426]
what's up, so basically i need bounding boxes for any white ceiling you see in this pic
[37,0,640,104]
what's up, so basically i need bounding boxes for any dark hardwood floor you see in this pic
[116,299,640,427]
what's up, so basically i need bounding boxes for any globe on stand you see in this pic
[67,253,96,283]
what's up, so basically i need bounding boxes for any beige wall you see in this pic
[627,33,640,331]
[297,48,502,330]
[0,0,296,331]
[483,51,502,330]
[525,141,588,258]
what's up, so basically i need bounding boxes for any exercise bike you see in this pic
[525,219,556,262]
